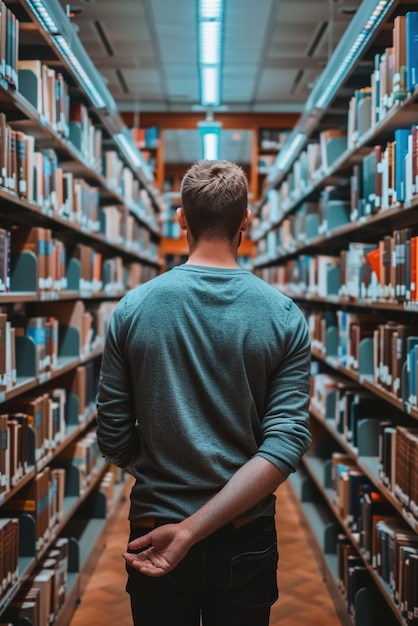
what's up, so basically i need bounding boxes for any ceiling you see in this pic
[59,0,363,163]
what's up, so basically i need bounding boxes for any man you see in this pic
[96,160,311,626]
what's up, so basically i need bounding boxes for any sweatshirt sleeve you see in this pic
[256,302,312,476]
[96,299,139,468]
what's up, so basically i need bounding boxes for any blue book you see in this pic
[394,128,410,203]
[407,337,418,404]
[406,12,418,92]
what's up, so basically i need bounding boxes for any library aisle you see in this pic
[69,477,342,626]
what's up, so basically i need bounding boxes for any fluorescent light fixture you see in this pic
[269,132,306,175]
[314,0,394,109]
[198,0,224,107]
[202,133,220,160]
[114,131,153,179]
[53,34,106,109]
[26,0,59,33]
[199,21,222,64]
[198,119,222,161]
[198,0,223,19]
[201,66,221,107]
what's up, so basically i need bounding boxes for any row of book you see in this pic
[0,0,18,88]
[311,365,418,523]
[337,524,418,625]
[262,228,418,306]
[1,465,123,625]
[0,113,158,236]
[1,466,65,553]
[0,517,18,600]
[0,226,158,298]
[1,429,100,553]
[2,535,69,626]
[349,13,418,139]
[257,154,276,174]
[0,360,101,491]
[258,129,290,150]
[310,371,418,520]
[18,60,71,143]
[132,126,159,149]
[256,148,418,256]
[254,120,418,242]
[332,420,418,526]
[310,372,397,452]
[256,12,418,221]
[331,453,418,620]
[0,297,115,391]
[307,309,418,410]
[336,536,376,620]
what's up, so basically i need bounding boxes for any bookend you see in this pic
[63,489,107,578]
[58,326,80,359]
[325,390,336,421]
[326,325,339,358]
[323,459,333,490]
[305,213,319,241]
[10,252,38,293]
[67,536,80,574]
[325,201,350,232]
[15,336,37,378]
[354,586,399,626]
[64,464,83,498]
[358,338,374,378]
[66,258,81,292]
[356,419,380,456]
[327,265,341,296]
[65,392,81,426]
[19,513,36,557]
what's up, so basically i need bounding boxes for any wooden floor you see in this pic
[69,478,344,626]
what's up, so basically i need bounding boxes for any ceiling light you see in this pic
[199,21,222,64]
[198,114,222,161]
[198,0,223,19]
[202,133,220,161]
[197,0,224,107]
[201,66,221,107]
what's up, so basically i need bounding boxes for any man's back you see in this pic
[97,264,311,521]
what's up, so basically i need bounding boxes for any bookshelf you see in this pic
[255,128,290,204]
[0,0,163,623]
[252,1,418,625]
[131,125,161,182]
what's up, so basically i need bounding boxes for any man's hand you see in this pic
[123,523,195,577]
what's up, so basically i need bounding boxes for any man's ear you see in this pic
[176,207,188,231]
[240,208,252,232]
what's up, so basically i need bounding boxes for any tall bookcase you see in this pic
[0,0,162,624]
[251,1,418,625]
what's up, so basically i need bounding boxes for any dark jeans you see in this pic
[126,516,279,626]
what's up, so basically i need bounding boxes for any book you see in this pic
[406,12,418,93]
[319,130,347,170]
[359,490,393,563]
[394,129,410,203]
[2,467,51,551]
[18,59,43,115]
[393,15,407,99]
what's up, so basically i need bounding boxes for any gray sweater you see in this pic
[96,264,311,521]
